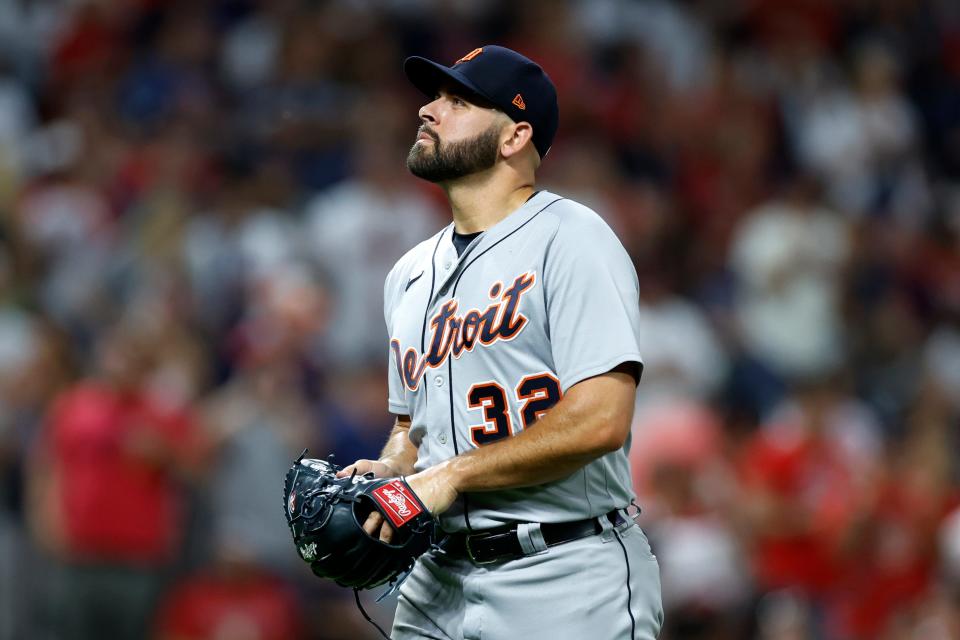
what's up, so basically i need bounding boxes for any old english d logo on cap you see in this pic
[455,47,483,65]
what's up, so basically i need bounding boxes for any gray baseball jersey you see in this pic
[384,190,644,533]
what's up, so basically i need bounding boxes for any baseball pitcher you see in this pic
[339,45,664,640]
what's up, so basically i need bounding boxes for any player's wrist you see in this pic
[433,459,462,494]
[378,456,411,477]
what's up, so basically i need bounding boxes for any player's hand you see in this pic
[347,458,409,545]
[362,511,394,543]
[336,459,399,479]
[358,463,458,544]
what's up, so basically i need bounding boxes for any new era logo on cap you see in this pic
[512,94,526,110]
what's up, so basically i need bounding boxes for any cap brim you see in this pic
[403,56,495,106]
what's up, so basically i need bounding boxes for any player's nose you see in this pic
[418,99,440,124]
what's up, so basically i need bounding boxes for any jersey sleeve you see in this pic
[384,266,409,415]
[543,209,644,393]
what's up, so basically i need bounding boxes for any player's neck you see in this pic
[444,173,535,234]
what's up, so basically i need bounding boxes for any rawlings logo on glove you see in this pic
[372,481,423,526]
[282,452,437,591]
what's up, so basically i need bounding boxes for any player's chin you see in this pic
[407,146,435,173]
[411,139,437,155]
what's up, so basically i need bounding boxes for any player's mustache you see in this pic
[417,125,439,144]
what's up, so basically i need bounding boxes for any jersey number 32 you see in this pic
[467,373,562,446]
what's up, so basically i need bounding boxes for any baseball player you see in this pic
[339,45,664,639]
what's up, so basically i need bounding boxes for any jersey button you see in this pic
[434,376,443,387]
[444,261,452,270]
[439,433,447,444]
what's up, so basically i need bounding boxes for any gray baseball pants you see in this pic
[393,515,664,639]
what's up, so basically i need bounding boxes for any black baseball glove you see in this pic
[282,452,437,590]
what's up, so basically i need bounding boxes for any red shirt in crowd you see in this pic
[739,425,858,596]
[46,382,198,564]
[835,481,956,638]
[155,570,303,640]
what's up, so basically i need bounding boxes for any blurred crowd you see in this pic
[0,0,958,639]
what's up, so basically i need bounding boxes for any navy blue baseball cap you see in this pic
[403,45,559,159]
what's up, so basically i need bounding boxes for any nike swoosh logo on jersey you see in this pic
[405,271,424,291]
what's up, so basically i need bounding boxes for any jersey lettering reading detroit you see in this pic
[391,272,536,391]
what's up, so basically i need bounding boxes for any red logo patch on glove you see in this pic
[371,480,424,528]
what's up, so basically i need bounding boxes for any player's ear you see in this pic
[500,121,534,161]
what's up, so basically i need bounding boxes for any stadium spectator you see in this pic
[729,175,850,381]
[26,323,204,640]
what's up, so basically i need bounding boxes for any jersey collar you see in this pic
[451,189,556,259]
[431,190,558,300]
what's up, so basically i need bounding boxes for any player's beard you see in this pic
[406,124,501,183]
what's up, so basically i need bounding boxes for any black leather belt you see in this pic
[444,509,627,565]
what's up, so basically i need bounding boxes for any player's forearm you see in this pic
[442,410,612,491]
[379,416,418,476]
[438,370,636,493]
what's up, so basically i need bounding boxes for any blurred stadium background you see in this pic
[0,0,959,639]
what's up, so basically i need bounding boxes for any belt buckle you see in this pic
[464,535,497,565]
[464,531,512,565]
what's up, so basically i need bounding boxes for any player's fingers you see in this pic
[336,459,372,478]
[362,512,383,536]
[379,523,395,544]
